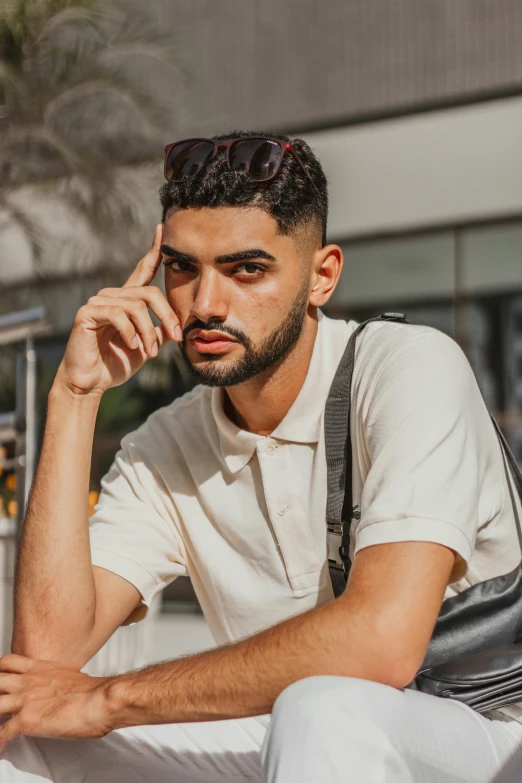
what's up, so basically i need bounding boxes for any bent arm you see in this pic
[11,378,141,668]
[107,540,455,725]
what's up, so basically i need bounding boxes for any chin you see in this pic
[185,356,235,385]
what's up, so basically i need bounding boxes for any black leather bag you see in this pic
[325,313,522,714]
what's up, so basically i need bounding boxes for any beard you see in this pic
[179,276,310,387]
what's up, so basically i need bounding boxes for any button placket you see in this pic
[257,440,322,592]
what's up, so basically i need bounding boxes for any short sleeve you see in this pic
[353,329,493,582]
[89,437,188,619]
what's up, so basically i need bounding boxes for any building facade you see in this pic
[2,0,522,475]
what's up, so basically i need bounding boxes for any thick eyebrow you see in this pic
[215,249,277,265]
[160,245,197,264]
[160,245,277,266]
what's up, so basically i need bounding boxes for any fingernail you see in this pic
[175,326,183,341]
[131,336,139,348]
[151,341,158,357]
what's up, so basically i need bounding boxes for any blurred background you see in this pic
[1,0,522,672]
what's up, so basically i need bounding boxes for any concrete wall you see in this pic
[151,0,522,134]
[306,96,522,241]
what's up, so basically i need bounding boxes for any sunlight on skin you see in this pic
[161,205,343,434]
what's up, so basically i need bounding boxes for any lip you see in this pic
[189,329,238,355]
[190,329,237,342]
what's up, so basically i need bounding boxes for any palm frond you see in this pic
[0,125,84,184]
[96,40,178,66]
[0,59,22,91]
[4,182,104,279]
[56,162,160,255]
[0,0,186,287]
[0,192,47,274]
[43,77,163,139]
[36,6,109,45]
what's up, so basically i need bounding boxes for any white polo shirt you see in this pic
[89,310,522,715]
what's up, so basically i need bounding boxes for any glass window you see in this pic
[331,232,456,309]
[460,224,522,296]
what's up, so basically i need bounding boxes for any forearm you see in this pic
[12,374,102,660]
[108,592,411,726]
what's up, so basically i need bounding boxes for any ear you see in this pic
[309,244,344,307]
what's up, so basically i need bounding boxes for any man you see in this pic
[1,131,522,782]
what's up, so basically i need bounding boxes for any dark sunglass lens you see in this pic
[166,140,215,181]
[229,139,282,181]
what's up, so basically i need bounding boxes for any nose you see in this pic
[189,268,228,325]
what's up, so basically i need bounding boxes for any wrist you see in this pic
[102,673,143,730]
[49,373,103,409]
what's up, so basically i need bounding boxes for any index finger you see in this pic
[124,223,164,289]
[0,654,37,674]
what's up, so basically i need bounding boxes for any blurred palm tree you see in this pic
[0,0,191,401]
[0,0,180,275]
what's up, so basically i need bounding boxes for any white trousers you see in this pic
[2,676,522,782]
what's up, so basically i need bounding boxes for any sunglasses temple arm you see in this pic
[287,148,327,247]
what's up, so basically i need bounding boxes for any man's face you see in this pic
[161,206,315,387]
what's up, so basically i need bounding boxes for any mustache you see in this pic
[183,320,249,345]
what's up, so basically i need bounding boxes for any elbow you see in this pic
[345,654,420,691]
[10,627,41,658]
[333,638,421,691]
[378,658,420,690]
[11,632,58,663]
[10,636,27,657]
[10,638,88,670]
[344,658,419,692]
[11,625,92,670]
[360,637,422,690]
[371,637,425,690]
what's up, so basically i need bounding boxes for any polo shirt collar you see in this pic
[211,311,356,473]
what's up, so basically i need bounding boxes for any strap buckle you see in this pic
[339,539,350,562]
[381,312,407,322]
[327,524,343,567]
[328,524,351,576]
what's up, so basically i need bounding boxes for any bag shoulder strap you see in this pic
[491,415,522,494]
[492,416,522,550]
[325,313,522,598]
[325,312,411,596]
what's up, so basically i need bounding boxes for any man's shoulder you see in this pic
[352,318,475,409]
[349,317,474,402]
[356,318,463,367]
[321,312,456,358]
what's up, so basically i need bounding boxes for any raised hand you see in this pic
[55,225,182,397]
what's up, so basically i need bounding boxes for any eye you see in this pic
[164,259,196,273]
[233,262,265,278]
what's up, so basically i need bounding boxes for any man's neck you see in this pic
[223,314,319,436]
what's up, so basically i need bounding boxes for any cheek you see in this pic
[242,294,293,340]
[165,282,191,321]
[165,272,303,337]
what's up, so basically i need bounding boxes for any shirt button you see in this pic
[277,504,290,516]
[266,443,279,455]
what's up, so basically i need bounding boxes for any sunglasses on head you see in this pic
[163,135,327,245]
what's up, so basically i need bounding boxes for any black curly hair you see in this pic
[159,130,328,240]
